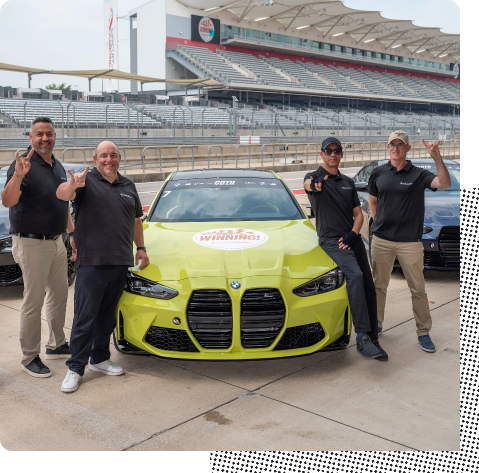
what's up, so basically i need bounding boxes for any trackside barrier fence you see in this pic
[177,146,194,171]
[235,144,251,167]
[141,146,162,173]
[62,147,86,165]
[207,145,224,169]
[283,144,298,165]
[305,143,319,164]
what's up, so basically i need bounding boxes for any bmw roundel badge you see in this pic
[230,281,241,290]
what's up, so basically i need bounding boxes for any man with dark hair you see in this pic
[368,131,451,353]
[1,116,74,377]
[56,140,149,393]
[304,137,387,361]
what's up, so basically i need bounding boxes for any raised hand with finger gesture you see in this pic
[421,138,442,160]
[15,148,34,180]
[67,166,90,189]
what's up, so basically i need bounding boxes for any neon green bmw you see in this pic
[115,169,351,360]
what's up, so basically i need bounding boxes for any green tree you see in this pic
[46,82,72,90]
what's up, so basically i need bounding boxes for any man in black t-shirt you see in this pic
[1,117,74,378]
[304,137,387,361]
[368,131,451,353]
[56,140,149,393]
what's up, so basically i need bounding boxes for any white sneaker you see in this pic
[61,369,82,393]
[88,359,124,376]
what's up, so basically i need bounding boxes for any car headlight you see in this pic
[293,268,344,297]
[125,272,178,300]
[423,226,433,234]
[0,235,12,249]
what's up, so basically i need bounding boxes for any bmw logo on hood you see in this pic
[230,281,241,290]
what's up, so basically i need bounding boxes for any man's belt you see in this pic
[17,233,61,240]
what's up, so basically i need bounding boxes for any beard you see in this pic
[98,166,118,178]
[34,143,54,154]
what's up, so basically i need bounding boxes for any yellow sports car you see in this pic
[115,169,350,360]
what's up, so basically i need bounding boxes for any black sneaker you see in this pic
[356,334,382,359]
[21,356,52,378]
[372,340,389,361]
[45,342,71,360]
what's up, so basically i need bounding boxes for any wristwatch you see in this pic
[137,246,147,252]
[68,232,74,237]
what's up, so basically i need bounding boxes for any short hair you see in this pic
[30,116,55,133]
[94,140,120,157]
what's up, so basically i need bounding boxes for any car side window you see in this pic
[362,165,374,182]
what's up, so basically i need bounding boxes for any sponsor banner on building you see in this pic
[104,0,118,90]
[193,228,268,251]
[191,15,220,44]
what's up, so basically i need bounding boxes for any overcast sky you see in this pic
[0,0,460,92]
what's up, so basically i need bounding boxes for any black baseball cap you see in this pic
[321,137,343,150]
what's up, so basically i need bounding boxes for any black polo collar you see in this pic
[317,166,343,180]
[386,159,413,173]
[91,166,126,185]
[28,147,57,168]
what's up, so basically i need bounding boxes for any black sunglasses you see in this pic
[322,148,343,155]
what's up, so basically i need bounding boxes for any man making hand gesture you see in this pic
[56,140,149,393]
[368,131,451,353]
[1,117,74,378]
[304,137,387,361]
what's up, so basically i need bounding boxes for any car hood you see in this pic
[138,220,334,282]
[424,190,460,223]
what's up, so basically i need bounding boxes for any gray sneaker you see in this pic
[372,340,389,361]
[356,334,382,359]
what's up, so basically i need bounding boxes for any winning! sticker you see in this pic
[193,228,268,251]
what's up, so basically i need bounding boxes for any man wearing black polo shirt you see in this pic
[368,131,451,353]
[56,140,149,393]
[304,137,387,361]
[1,117,73,378]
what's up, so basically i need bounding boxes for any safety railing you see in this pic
[207,145,224,169]
[118,147,127,174]
[305,143,319,164]
[62,147,86,165]
[141,146,162,173]
[282,143,298,165]
[235,144,251,167]
[176,146,194,171]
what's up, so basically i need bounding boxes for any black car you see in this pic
[353,158,460,270]
[0,163,86,286]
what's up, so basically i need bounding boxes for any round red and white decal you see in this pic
[193,228,268,251]
[199,17,215,42]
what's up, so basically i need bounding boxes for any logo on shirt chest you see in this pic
[341,187,352,190]
[399,182,413,186]
[120,192,133,199]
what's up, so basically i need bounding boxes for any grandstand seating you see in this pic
[173,46,460,103]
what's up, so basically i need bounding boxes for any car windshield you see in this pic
[416,163,460,191]
[149,177,304,222]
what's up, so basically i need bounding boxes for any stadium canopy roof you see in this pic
[181,0,459,61]
[0,63,222,89]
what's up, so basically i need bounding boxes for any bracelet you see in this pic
[14,172,23,180]
[68,232,74,237]
[136,246,146,252]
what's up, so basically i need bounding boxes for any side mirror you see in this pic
[354,181,368,191]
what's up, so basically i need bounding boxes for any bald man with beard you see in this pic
[56,140,149,393]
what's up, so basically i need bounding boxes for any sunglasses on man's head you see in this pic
[322,148,343,155]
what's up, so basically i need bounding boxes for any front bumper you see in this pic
[116,275,350,360]
[0,247,22,286]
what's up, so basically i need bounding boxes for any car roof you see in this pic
[170,169,277,180]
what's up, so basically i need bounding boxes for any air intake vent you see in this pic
[145,326,199,352]
[274,323,325,351]
[187,290,232,349]
[0,264,22,285]
[241,288,285,348]
[438,226,460,265]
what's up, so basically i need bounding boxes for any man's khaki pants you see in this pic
[371,235,432,336]
[12,235,68,365]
